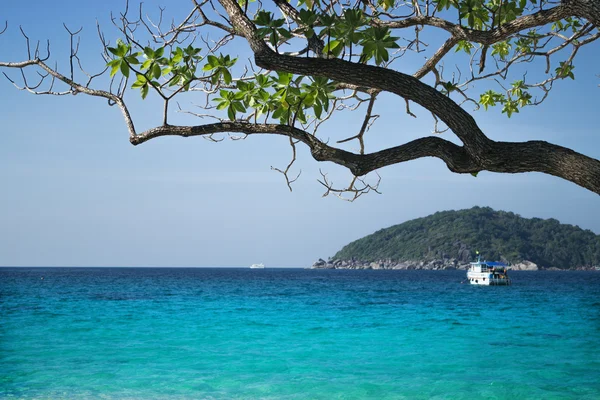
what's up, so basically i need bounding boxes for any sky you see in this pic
[1,1,599,267]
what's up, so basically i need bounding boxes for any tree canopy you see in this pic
[333,206,600,268]
[1,0,599,198]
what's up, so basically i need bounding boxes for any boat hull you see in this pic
[467,272,510,285]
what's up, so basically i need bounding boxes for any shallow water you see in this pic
[1,268,599,399]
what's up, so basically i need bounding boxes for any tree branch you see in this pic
[3,0,600,197]
[374,4,574,45]
[217,0,492,158]
[414,37,458,79]
[129,121,600,195]
[0,58,136,137]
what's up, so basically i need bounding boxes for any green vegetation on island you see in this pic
[333,207,600,270]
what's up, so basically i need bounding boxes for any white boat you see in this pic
[250,263,265,269]
[467,255,511,285]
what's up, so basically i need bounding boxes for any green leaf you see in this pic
[276,72,293,86]
[203,55,219,71]
[272,106,284,120]
[518,92,532,107]
[343,9,364,26]
[255,11,273,26]
[114,42,128,57]
[441,81,457,95]
[278,28,292,39]
[555,62,575,80]
[152,63,161,80]
[323,40,342,56]
[479,90,504,110]
[510,80,525,97]
[131,74,147,89]
[233,102,246,113]
[272,19,285,28]
[109,62,120,78]
[303,93,315,107]
[141,60,152,71]
[313,102,323,119]
[144,47,155,59]
[172,48,184,64]
[491,41,512,60]
[140,84,149,99]
[208,55,218,67]
[222,69,232,84]
[435,0,454,11]
[125,55,140,65]
[299,9,318,25]
[382,0,395,10]
[234,90,246,101]
[455,40,474,54]
[501,99,519,118]
[295,108,307,124]
[269,31,279,47]
[120,61,130,78]
[227,105,236,121]
[256,27,271,39]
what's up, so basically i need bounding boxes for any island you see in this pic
[312,207,600,271]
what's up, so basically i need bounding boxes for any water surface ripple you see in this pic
[1,268,599,399]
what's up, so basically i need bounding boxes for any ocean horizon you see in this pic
[2,267,599,399]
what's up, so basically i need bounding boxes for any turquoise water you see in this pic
[1,268,599,399]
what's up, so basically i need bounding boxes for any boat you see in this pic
[467,254,511,285]
[250,263,265,269]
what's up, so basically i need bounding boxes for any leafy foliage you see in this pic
[106,38,339,124]
[333,207,600,269]
[104,0,589,126]
[107,42,206,99]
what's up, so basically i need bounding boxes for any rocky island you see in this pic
[311,257,543,270]
[312,207,600,271]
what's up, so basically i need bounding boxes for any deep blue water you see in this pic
[1,268,599,399]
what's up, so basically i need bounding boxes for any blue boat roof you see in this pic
[481,261,508,267]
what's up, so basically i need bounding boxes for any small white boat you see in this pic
[467,255,511,285]
[250,263,265,269]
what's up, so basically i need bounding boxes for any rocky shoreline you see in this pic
[310,258,600,271]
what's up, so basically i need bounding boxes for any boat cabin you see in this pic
[467,257,511,285]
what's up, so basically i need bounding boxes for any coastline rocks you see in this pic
[311,258,470,270]
[510,260,539,271]
[311,258,599,271]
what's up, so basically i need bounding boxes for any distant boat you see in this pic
[467,254,511,285]
[250,263,265,269]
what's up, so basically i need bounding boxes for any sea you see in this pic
[1,267,599,399]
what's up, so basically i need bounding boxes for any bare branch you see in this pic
[337,93,378,155]
[318,171,381,201]
[271,137,302,191]
[374,4,573,46]
[0,57,136,137]
[414,37,458,79]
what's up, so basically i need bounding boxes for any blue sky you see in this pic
[1,1,599,267]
